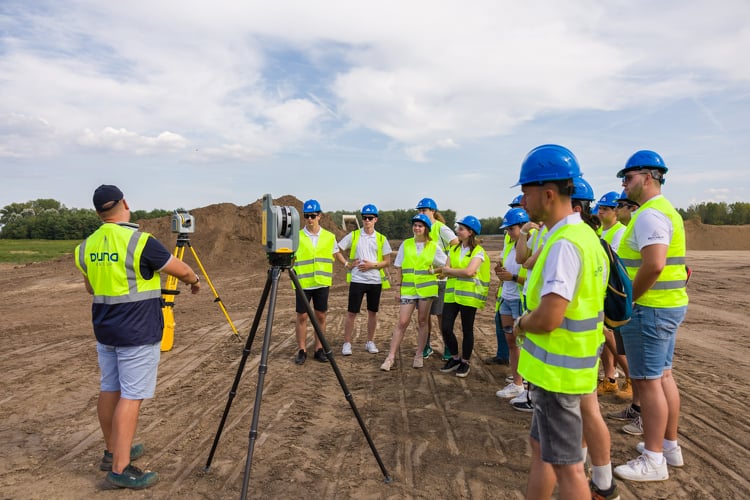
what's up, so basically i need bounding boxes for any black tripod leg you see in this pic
[204,267,274,472]
[241,266,283,499]
[288,269,393,483]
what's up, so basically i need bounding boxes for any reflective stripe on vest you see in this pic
[444,244,490,308]
[294,229,336,288]
[74,223,162,304]
[400,239,438,297]
[617,196,688,307]
[518,221,607,394]
[346,229,391,289]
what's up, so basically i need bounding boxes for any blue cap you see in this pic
[411,213,432,231]
[303,199,321,213]
[457,215,481,235]
[500,207,530,229]
[361,204,378,216]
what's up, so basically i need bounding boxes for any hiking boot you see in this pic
[100,443,145,471]
[622,416,643,436]
[617,378,633,399]
[413,355,424,368]
[613,454,668,482]
[509,389,528,405]
[636,442,684,467]
[597,379,619,396]
[441,348,453,361]
[294,349,307,365]
[380,357,394,371]
[342,342,353,356]
[106,464,159,490]
[496,382,524,398]
[365,341,379,354]
[590,479,621,500]
[607,405,639,421]
[422,345,434,359]
[440,357,462,373]
[484,356,509,365]
[455,362,470,378]
[313,348,328,363]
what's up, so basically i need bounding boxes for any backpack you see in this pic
[600,238,633,328]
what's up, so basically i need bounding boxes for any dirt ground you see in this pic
[1,198,749,499]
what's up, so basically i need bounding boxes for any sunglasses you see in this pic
[303,213,319,219]
[622,171,649,183]
[362,215,376,221]
[616,202,637,209]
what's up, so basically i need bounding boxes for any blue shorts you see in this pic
[620,304,687,379]
[97,342,161,399]
[529,385,584,465]
[499,297,523,318]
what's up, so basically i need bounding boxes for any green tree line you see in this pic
[3,199,750,240]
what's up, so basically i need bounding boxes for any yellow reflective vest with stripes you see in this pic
[518,221,607,394]
[617,196,688,308]
[444,244,490,309]
[400,239,439,298]
[346,229,391,289]
[294,229,336,289]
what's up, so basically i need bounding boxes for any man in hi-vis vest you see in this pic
[613,151,689,483]
[293,199,346,365]
[75,185,201,490]
[512,146,609,499]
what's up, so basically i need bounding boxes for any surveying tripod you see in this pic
[204,252,392,498]
[161,232,240,351]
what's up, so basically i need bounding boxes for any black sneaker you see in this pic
[511,400,534,412]
[106,464,159,490]
[99,443,145,471]
[313,348,328,363]
[455,362,470,378]
[440,358,462,373]
[590,479,621,500]
[294,349,306,365]
[484,356,509,365]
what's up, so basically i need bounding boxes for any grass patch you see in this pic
[0,239,79,264]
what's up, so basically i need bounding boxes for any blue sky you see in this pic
[1,0,749,219]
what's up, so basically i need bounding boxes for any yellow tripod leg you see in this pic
[189,246,240,339]
[161,246,184,351]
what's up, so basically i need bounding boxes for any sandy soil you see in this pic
[1,198,749,499]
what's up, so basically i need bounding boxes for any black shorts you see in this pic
[295,287,330,314]
[614,327,626,356]
[347,282,383,313]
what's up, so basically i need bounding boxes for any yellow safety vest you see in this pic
[75,223,162,304]
[346,229,390,289]
[444,244,490,309]
[617,196,688,308]
[518,221,607,394]
[294,229,336,289]
[400,239,439,298]
[602,221,625,246]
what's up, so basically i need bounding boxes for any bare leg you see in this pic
[526,437,556,499]
[313,310,326,351]
[98,390,120,451]
[110,398,143,473]
[387,303,416,360]
[296,312,308,351]
[634,378,668,452]
[366,310,377,342]
[416,300,433,355]
[662,369,680,441]
[343,311,357,344]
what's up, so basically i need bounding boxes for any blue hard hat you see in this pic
[303,199,321,213]
[508,194,523,207]
[457,215,481,235]
[597,191,620,208]
[415,197,438,210]
[361,204,378,216]
[617,150,668,178]
[571,176,595,201]
[591,203,599,215]
[411,213,432,231]
[500,207,530,229]
[513,144,582,187]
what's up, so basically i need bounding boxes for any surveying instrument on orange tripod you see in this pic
[203,194,391,498]
[160,209,240,351]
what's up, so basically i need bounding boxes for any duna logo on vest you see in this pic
[600,238,632,328]
[90,236,119,263]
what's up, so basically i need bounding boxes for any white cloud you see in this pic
[77,127,188,155]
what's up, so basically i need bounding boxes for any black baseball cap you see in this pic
[93,184,124,212]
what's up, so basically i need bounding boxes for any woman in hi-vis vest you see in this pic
[380,214,447,371]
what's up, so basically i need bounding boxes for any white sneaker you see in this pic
[365,341,379,354]
[380,357,394,371]
[342,342,353,356]
[496,383,525,398]
[614,454,669,482]
[636,442,684,467]
[510,389,528,405]
[412,355,424,368]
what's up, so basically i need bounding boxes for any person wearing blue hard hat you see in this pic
[380,213,447,371]
[614,190,639,226]
[509,194,524,208]
[433,215,490,378]
[293,199,347,365]
[512,145,610,499]
[337,204,393,357]
[571,176,601,235]
[613,151,688,483]
[414,197,458,361]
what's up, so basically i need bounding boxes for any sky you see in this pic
[2,0,749,220]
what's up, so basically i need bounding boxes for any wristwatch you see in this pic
[514,315,526,334]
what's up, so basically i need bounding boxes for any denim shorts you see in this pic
[529,385,584,465]
[499,297,523,318]
[97,342,161,399]
[620,304,687,379]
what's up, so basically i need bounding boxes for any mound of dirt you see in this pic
[683,219,750,250]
